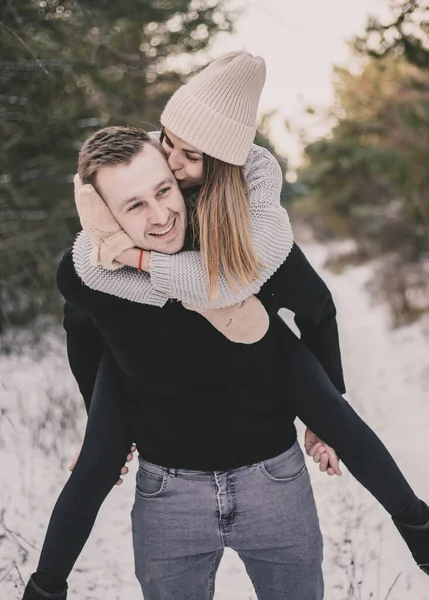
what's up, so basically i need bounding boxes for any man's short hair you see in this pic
[78,126,164,186]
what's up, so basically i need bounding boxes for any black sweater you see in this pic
[57,243,346,470]
[32,242,419,594]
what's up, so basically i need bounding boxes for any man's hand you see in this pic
[304,428,342,477]
[69,443,137,486]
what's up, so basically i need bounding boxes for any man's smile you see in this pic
[149,218,176,238]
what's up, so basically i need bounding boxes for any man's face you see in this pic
[96,144,187,253]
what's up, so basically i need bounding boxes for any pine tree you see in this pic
[297,1,429,326]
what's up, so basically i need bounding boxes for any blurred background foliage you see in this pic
[295,0,429,327]
[1,0,428,334]
[0,0,238,331]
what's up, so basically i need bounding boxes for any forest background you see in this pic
[1,0,428,333]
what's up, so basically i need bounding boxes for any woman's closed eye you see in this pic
[185,154,200,163]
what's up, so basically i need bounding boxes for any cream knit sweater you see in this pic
[72,143,294,308]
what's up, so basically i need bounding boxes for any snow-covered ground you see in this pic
[1,243,429,600]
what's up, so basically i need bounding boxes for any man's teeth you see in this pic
[151,220,175,236]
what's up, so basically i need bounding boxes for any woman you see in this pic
[72,51,293,346]
[23,53,429,600]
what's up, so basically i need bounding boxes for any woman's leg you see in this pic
[274,319,429,574]
[31,349,134,593]
[277,319,424,521]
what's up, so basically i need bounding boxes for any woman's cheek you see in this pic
[190,162,203,181]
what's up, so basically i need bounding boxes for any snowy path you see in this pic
[1,244,429,599]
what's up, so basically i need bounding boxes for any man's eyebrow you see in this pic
[154,176,175,191]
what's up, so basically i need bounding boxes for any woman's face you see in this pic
[162,129,204,189]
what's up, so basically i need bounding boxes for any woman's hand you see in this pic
[304,428,342,476]
[69,442,137,486]
[115,248,151,272]
[74,174,135,270]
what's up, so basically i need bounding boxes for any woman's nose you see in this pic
[168,151,183,173]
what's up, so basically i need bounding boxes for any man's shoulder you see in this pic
[57,246,87,305]
[57,247,77,282]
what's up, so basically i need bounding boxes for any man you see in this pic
[24,127,429,600]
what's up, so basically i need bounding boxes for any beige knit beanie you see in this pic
[160,51,266,166]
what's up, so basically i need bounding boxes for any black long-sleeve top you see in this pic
[57,242,346,471]
[33,242,418,594]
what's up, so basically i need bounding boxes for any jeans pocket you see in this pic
[135,460,168,498]
[259,441,306,482]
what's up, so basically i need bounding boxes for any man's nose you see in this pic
[148,202,169,226]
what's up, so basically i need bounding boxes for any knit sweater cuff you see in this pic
[72,231,169,307]
[149,252,174,296]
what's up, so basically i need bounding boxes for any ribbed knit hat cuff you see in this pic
[161,86,256,166]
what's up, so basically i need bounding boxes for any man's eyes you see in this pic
[128,202,142,212]
[157,186,171,196]
[127,187,170,211]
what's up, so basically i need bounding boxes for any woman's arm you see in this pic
[139,146,294,308]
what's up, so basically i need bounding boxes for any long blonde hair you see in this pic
[196,155,262,302]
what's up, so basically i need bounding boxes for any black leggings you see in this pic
[36,328,421,589]
[37,350,134,588]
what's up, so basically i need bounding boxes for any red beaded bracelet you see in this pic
[138,249,144,272]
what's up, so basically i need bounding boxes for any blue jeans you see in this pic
[131,441,324,599]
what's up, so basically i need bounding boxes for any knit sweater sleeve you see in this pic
[149,145,294,308]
